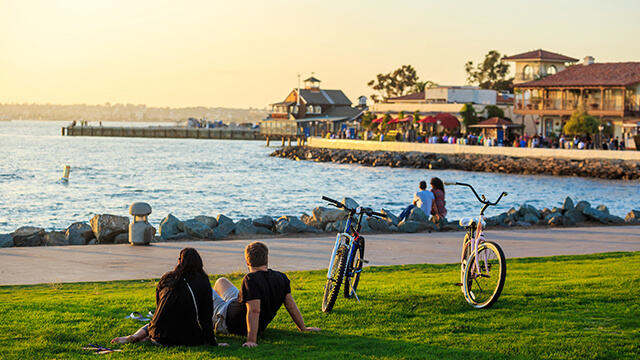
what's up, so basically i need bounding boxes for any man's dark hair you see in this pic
[419,180,427,190]
[245,241,269,267]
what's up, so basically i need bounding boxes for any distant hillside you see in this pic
[0,103,268,124]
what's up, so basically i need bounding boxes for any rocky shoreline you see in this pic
[1,197,639,248]
[270,146,640,180]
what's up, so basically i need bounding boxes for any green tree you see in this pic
[484,105,504,119]
[413,109,421,125]
[412,80,439,93]
[398,111,405,120]
[563,106,600,136]
[381,113,391,132]
[361,112,374,130]
[367,65,419,103]
[465,50,513,91]
[460,103,478,127]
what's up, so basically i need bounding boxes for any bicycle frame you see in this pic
[325,211,362,281]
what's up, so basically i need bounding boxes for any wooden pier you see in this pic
[62,126,265,141]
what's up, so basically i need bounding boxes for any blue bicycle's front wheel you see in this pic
[344,238,365,299]
[322,245,348,312]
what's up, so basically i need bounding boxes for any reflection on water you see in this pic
[0,120,638,232]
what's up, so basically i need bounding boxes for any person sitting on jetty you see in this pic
[111,248,226,347]
[430,177,447,222]
[398,180,435,221]
[211,241,320,347]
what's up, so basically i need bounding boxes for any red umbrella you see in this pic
[434,113,460,128]
[420,115,436,123]
[387,118,399,124]
[371,117,384,123]
[398,116,413,122]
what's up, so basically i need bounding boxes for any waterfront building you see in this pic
[502,49,579,85]
[368,86,515,133]
[512,56,640,149]
[260,77,366,138]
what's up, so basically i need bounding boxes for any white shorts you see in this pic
[212,285,239,334]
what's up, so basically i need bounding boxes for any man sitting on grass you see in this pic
[212,241,320,347]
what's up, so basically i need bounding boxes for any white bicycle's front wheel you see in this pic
[462,241,506,309]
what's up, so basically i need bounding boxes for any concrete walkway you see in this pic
[1,226,638,286]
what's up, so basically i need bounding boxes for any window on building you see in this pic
[547,65,557,75]
[307,105,313,113]
[315,106,322,114]
[523,65,533,80]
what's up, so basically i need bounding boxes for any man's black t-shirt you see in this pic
[226,269,291,336]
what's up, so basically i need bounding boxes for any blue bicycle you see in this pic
[321,196,386,312]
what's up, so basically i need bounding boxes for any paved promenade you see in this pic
[1,226,638,286]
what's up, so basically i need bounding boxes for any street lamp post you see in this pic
[598,124,604,149]
[502,124,508,145]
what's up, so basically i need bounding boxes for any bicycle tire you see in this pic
[462,241,506,309]
[322,245,348,312]
[460,233,473,294]
[344,237,365,299]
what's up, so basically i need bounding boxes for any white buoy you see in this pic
[61,165,71,182]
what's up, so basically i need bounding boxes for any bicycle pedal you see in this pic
[454,283,463,286]
[362,259,369,264]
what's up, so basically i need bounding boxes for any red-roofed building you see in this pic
[503,49,578,84]
[511,57,640,149]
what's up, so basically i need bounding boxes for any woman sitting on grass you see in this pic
[111,247,226,347]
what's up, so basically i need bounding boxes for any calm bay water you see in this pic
[1,120,638,233]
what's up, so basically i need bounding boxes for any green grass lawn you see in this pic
[1,252,639,359]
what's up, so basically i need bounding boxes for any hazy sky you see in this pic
[1,0,639,109]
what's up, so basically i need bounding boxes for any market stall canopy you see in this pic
[398,116,413,123]
[419,115,437,123]
[469,117,521,128]
[434,113,460,128]
[372,117,384,123]
[387,118,399,124]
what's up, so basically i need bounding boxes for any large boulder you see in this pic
[564,209,587,224]
[65,222,94,245]
[548,214,564,226]
[582,207,611,224]
[522,213,540,225]
[575,201,591,213]
[518,204,541,219]
[342,197,359,210]
[114,233,130,244]
[253,216,275,230]
[90,214,129,244]
[44,231,68,246]
[595,205,610,215]
[561,197,575,212]
[234,219,260,236]
[194,215,217,229]
[159,214,182,240]
[625,210,640,223]
[397,220,421,233]
[367,217,391,232]
[381,209,399,227]
[406,207,430,224]
[0,234,14,248]
[311,206,347,229]
[179,219,213,239]
[275,216,308,234]
[11,226,46,247]
[300,213,318,228]
[212,215,236,239]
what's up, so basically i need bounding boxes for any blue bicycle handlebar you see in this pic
[322,196,386,218]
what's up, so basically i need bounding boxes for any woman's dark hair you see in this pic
[159,247,206,288]
[431,177,445,194]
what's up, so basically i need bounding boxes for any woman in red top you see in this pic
[430,177,447,220]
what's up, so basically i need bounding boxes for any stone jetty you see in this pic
[270,146,640,180]
[1,197,639,248]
